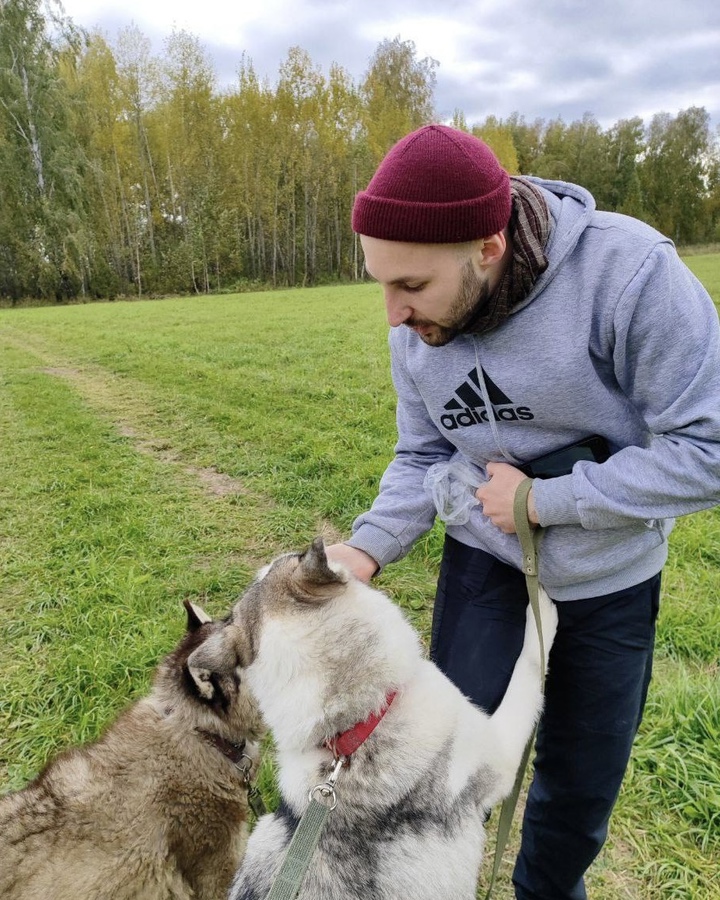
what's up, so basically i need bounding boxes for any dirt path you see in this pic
[4,329,248,500]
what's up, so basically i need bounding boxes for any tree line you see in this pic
[1,0,719,303]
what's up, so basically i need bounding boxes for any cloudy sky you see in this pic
[60,0,719,130]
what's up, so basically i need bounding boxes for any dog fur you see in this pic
[190,537,557,900]
[0,602,264,900]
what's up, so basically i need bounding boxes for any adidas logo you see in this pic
[440,367,534,431]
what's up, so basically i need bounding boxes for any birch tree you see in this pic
[158,29,221,292]
[0,0,85,299]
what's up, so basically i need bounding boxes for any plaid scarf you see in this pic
[463,177,551,335]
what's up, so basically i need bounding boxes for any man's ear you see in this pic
[471,231,508,272]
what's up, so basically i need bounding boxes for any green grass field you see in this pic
[1,254,719,899]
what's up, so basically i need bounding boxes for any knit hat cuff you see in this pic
[352,178,512,243]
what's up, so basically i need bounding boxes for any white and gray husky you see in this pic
[188,538,557,900]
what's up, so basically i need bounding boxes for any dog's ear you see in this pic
[186,625,248,707]
[184,599,213,632]
[291,536,348,604]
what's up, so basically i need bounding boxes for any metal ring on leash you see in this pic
[309,784,338,810]
[308,755,346,811]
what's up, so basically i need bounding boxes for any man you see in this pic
[327,124,720,899]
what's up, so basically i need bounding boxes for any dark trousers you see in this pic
[430,536,660,900]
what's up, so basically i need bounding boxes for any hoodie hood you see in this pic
[511,178,597,314]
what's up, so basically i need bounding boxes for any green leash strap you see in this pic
[264,798,331,900]
[484,477,546,900]
[513,478,546,678]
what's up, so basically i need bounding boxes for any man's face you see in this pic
[360,235,489,347]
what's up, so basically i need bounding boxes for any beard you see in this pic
[406,260,491,347]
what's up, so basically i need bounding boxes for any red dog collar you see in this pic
[325,691,397,760]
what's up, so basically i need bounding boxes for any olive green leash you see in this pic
[264,757,344,900]
[484,477,546,900]
[263,798,331,900]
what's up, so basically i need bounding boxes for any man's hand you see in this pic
[325,543,379,583]
[475,462,538,534]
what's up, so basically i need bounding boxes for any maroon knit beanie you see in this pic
[352,124,511,243]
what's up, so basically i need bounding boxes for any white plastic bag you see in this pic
[424,460,485,526]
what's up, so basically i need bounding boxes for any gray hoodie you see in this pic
[348,178,720,601]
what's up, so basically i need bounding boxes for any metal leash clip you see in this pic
[235,753,267,819]
[309,756,346,811]
[235,752,254,783]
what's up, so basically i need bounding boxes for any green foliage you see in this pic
[361,36,437,160]
[471,117,520,174]
[0,0,88,301]
[1,263,719,898]
[639,108,715,244]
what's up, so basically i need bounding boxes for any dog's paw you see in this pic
[524,588,558,668]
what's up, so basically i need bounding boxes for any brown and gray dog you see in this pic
[0,601,264,900]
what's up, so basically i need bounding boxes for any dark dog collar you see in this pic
[195,729,247,766]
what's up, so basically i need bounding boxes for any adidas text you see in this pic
[440,406,535,430]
